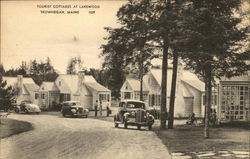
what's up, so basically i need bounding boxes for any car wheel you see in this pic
[137,125,141,130]
[15,108,20,113]
[62,112,66,117]
[24,109,29,114]
[36,112,40,115]
[124,121,128,129]
[85,115,88,118]
[114,123,119,128]
[148,124,152,130]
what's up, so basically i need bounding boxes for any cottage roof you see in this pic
[2,76,39,95]
[150,69,173,95]
[57,74,96,93]
[85,82,110,92]
[39,82,59,91]
[181,71,205,92]
[150,68,205,92]
[126,78,149,91]
[56,74,109,93]
[182,82,194,97]
[2,76,35,86]
[220,74,250,82]
[24,83,39,93]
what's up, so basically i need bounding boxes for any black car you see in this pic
[61,101,89,117]
[114,100,154,130]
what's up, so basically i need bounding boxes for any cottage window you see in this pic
[35,93,39,99]
[124,92,132,99]
[220,84,249,121]
[42,93,45,99]
[134,92,140,100]
[60,94,70,102]
[143,93,148,101]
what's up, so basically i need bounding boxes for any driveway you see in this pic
[0,113,171,159]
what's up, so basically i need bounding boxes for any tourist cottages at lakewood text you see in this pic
[37,72,111,110]
[120,68,218,118]
[2,75,39,105]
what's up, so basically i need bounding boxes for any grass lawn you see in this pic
[154,122,250,154]
[0,118,33,138]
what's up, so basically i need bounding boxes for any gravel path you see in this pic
[0,114,171,159]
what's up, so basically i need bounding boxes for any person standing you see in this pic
[99,101,102,116]
[94,100,98,117]
[106,100,110,117]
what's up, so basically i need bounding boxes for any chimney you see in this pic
[17,75,23,95]
[78,71,85,89]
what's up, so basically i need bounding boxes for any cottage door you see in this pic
[184,97,194,117]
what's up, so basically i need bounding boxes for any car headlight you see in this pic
[71,109,76,113]
[131,111,135,116]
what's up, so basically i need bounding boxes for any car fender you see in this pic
[114,113,119,121]
[123,112,130,120]
[146,113,154,123]
[16,105,21,109]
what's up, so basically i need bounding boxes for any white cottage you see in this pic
[3,75,39,105]
[38,72,111,110]
[121,68,208,117]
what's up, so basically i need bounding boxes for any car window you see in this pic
[119,102,125,107]
[127,102,145,109]
[72,102,81,106]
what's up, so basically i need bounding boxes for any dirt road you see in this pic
[0,114,171,159]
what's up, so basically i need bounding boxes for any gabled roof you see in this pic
[2,76,39,95]
[182,82,194,97]
[24,83,39,93]
[182,80,205,92]
[150,69,173,95]
[56,74,109,93]
[126,78,149,91]
[39,82,59,91]
[2,76,35,86]
[85,82,110,92]
[150,68,205,92]
[182,70,205,92]
[57,74,96,93]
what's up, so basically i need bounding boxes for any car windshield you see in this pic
[127,102,145,109]
[21,101,32,104]
[64,102,81,106]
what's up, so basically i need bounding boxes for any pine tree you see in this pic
[0,75,17,111]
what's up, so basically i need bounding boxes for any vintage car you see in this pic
[61,101,89,118]
[14,101,41,114]
[114,100,154,130]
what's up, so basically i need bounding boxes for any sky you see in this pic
[1,1,126,74]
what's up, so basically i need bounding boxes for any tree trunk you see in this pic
[168,51,178,129]
[204,74,212,138]
[140,74,143,101]
[139,53,143,101]
[160,39,169,130]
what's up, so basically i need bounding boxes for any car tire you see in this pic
[62,112,66,117]
[24,109,29,114]
[148,124,152,130]
[124,121,128,129]
[15,108,20,113]
[36,112,40,115]
[137,125,141,130]
[85,115,88,118]
[115,123,119,128]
